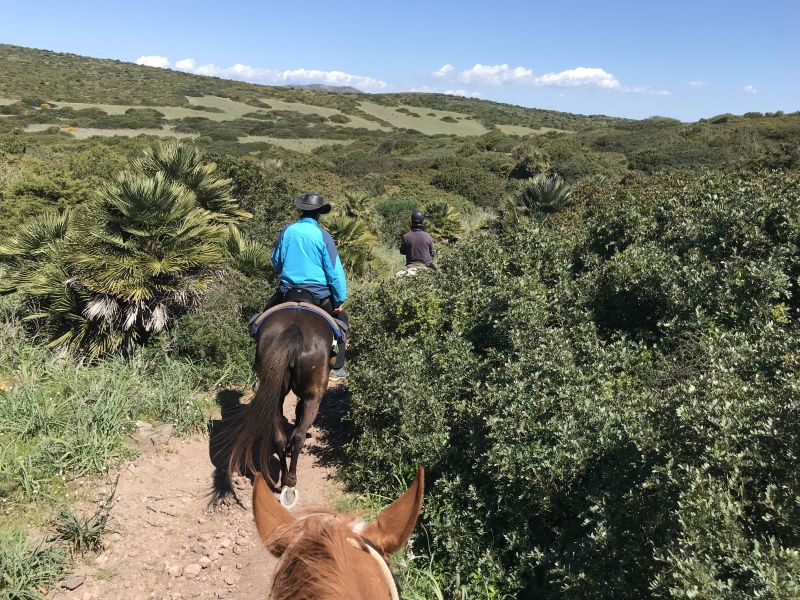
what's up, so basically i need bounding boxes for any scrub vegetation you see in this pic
[1,42,799,599]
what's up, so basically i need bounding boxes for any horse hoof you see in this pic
[280,486,299,509]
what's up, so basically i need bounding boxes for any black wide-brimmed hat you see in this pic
[294,192,332,214]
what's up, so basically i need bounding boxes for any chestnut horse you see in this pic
[228,308,335,502]
[253,467,425,600]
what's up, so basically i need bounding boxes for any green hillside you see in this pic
[0,43,612,133]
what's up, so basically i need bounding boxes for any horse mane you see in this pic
[267,510,391,600]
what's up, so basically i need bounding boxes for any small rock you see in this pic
[148,424,174,446]
[60,574,85,590]
[183,563,202,579]
[219,538,231,548]
[223,575,236,586]
[199,556,212,569]
[166,565,182,578]
[198,533,212,542]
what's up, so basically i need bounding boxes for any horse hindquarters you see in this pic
[228,326,304,486]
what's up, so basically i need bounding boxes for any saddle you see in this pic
[249,301,346,342]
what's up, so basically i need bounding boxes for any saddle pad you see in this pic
[250,302,345,340]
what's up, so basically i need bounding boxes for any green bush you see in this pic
[342,170,800,599]
[173,271,266,386]
[376,196,418,245]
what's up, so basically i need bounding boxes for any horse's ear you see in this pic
[252,473,296,555]
[363,467,424,555]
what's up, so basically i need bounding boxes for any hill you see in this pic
[0,43,613,134]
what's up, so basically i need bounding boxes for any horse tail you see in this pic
[228,325,303,486]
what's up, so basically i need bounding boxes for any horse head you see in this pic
[252,467,425,600]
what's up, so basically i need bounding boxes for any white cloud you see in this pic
[451,63,668,95]
[689,80,709,87]
[136,55,171,68]
[444,89,482,98]
[535,66,621,90]
[743,84,758,94]
[136,55,388,90]
[458,64,535,85]
[433,64,454,79]
[174,58,196,70]
[175,58,389,90]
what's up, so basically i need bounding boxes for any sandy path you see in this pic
[56,388,346,600]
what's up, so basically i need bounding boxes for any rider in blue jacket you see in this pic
[264,192,349,378]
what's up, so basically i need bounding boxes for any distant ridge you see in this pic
[289,84,364,94]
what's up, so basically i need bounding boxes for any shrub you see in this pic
[342,170,800,599]
[327,113,351,124]
[173,271,265,386]
[376,196,418,245]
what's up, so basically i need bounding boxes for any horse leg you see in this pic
[284,391,323,488]
[272,399,290,489]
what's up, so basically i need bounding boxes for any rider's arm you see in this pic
[399,234,408,256]
[271,225,288,271]
[320,230,347,306]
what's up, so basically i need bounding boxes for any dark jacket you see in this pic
[400,227,435,267]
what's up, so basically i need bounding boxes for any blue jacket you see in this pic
[272,217,347,305]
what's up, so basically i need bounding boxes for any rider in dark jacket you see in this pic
[400,210,435,268]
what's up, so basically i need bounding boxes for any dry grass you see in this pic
[238,136,353,152]
[357,101,488,136]
[496,124,570,136]
[259,98,388,131]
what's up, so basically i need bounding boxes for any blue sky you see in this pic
[1,0,797,120]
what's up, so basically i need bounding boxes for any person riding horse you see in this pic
[399,210,436,271]
[264,192,349,379]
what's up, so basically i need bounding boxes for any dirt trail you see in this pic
[57,388,347,600]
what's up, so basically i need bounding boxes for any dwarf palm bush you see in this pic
[225,224,271,278]
[505,173,573,226]
[325,211,378,279]
[424,200,464,243]
[0,143,251,356]
[134,142,250,224]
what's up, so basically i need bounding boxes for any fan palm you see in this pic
[325,211,378,278]
[424,200,464,243]
[226,224,271,278]
[67,171,228,354]
[1,142,252,357]
[135,142,251,224]
[505,174,573,226]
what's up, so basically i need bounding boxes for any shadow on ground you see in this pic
[307,383,353,469]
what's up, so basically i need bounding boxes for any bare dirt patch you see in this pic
[58,388,345,600]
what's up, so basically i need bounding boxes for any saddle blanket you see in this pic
[248,302,346,341]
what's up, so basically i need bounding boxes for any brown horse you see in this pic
[228,308,335,501]
[253,467,425,600]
